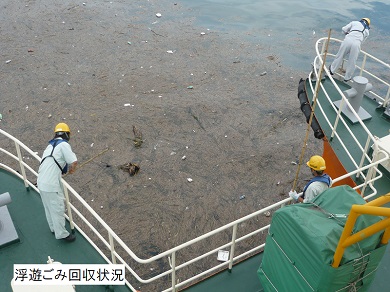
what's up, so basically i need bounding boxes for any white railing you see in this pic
[310,37,390,199]
[1,78,389,292]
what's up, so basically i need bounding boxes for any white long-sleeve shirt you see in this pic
[342,20,369,43]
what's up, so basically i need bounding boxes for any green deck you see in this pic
[183,246,389,292]
[183,254,264,292]
[308,77,390,195]
[0,169,130,292]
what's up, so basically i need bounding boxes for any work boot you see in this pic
[62,234,76,242]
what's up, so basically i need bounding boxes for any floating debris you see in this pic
[167,50,174,54]
[264,211,271,217]
[239,195,246,200]
[291,161,297,165]
[132,125,143,148]
[200,32,206,35]
[119,162,140,176]
[156,13,162,18]
[5,60,11,64]
[260,71,267,76]
[181,155,186,160]
[187,178,193,182]
[187,85,193,89]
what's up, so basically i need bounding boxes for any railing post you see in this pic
[384,86,390,107]
[361,141,379,197]
[171,251,176,292]
[109,232,117,264]
[357,135,372,179]
[228,224,238,271]
[14,142,29,190]
[360,54,367,76]
[63,187,75,232]
[331,97,345,140]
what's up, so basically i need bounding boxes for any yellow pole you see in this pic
[332,210,359,267]
[381,227,390,245]
[341,217,390,248]
[332,193,390,268]
[349,205,390,217]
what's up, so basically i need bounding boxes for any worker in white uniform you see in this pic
[289,155,332,203]
[37,123,78,242]
[329,18,370,82]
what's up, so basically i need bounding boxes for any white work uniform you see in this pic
[330,21,369,81]
[303,181,332,203]
[37,138,77,239]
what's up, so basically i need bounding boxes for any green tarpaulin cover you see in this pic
[258,185,387,291]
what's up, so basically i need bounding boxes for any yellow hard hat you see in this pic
[362,18,370,26]
[306,155,326,171]
[54,123,70,133]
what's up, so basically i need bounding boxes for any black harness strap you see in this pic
[350,27,366,36]
[40,140,65,172]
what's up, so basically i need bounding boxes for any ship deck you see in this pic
[308,76,390,190]
[0,169,130,292]
[1,163,388,292]
[183,246,389,292]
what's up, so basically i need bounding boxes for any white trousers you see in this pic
[39,190,70,239]
[330,37,361,80]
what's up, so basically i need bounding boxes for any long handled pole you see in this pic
[292,30,332,192]
[63,147,109,177]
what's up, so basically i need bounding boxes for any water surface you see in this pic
[179,0,390,70]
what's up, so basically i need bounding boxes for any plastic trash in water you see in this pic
[239,195,246,200]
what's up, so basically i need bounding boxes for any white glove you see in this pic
[289,190,300,201]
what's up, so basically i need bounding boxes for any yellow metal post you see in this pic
[332,193,390,268]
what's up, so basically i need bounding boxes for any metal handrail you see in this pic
[310,37,390,197]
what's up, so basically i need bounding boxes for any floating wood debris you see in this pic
[118,162,140,176]
[132,125,143,148]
